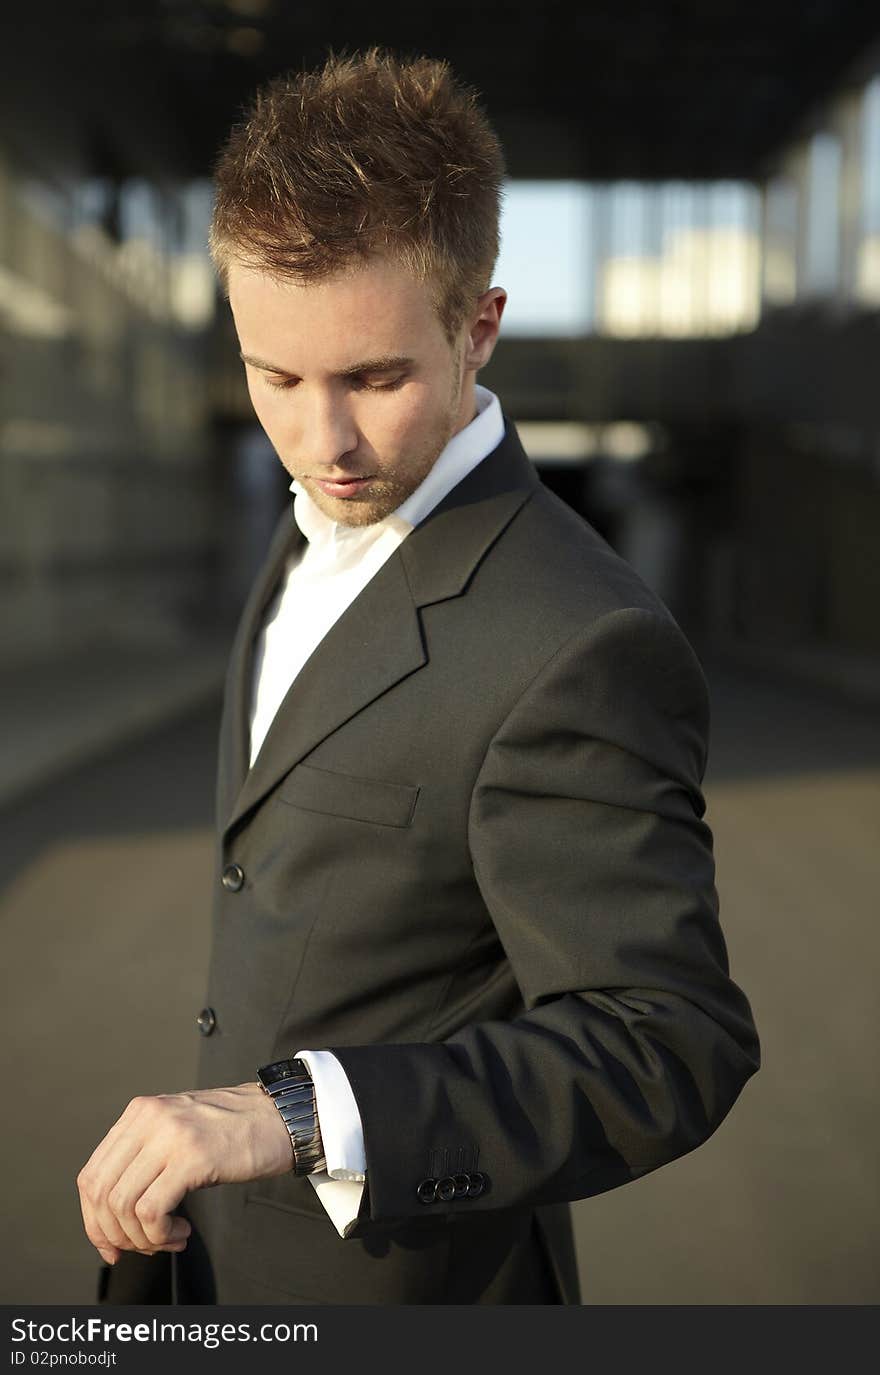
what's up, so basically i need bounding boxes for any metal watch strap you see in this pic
[258,1057,327,1176]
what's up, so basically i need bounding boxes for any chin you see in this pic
[308,479,411,527]
[315,494,394,527]
[334,507,387,528]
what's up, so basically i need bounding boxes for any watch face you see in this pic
[257,1058,306,1090]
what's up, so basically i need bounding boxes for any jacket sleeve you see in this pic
[329,606,760,1228]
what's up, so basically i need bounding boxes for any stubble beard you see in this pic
[304,364,465,529]
[302,464,437,528]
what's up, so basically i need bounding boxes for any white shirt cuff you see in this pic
[294,1048,367,1237]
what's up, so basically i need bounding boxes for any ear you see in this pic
[462,287,507,372]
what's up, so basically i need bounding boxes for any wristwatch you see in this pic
[257,1057,327,1175]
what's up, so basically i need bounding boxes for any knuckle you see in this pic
[106,1187,128,1216]
[80,1178,102,1206]
[134,1196,159,1225]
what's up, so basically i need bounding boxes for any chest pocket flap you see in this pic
[278,762,419,828]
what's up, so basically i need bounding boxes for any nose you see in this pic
[303,386,359,471]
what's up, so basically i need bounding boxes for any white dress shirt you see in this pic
[248,384,505,1235]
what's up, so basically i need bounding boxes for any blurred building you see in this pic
[1,3,879,689]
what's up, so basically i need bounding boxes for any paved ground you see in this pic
[0,659,878,1304]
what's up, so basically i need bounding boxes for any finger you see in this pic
[134,1169,193,1249]
[78,1098,158,1253]
[78,1169,130,1259]
[99,1149,170,1254]
[97,1247,120,1265]
[79,1136,155,1255]
[80,1096,151,1180]
[103,1151,193,1254]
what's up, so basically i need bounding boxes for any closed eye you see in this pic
[350,374,407,392]
[264,374,407,393]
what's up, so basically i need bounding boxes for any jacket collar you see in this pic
[219,419,540,838]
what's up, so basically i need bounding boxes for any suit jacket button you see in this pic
[221,863,245,892]
[467,1171,486,1198]
[196,1007,216,1036]
[417,1178,438,1204]
[436,1176,457,1202]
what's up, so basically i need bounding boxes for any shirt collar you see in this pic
[290,385,504,550]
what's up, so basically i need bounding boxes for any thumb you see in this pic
[165,1216,192,1244]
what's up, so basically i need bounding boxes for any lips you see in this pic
[313,476,374,498]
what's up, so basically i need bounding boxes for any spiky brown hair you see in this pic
[209,49,505,339]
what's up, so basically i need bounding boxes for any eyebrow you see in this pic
[239,352,414,378]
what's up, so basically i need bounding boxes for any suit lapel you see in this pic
[224,551,425,835]
[221,420,541,839]
[399,419,540,608]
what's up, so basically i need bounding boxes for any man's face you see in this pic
[228,255,475,527]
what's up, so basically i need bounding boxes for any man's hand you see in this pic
[77,1082,293,1265]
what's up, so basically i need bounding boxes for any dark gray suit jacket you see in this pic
[158,418,758,1305]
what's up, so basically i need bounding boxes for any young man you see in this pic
[80,50,760,1305]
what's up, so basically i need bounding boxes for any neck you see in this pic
[451,371,478,437]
